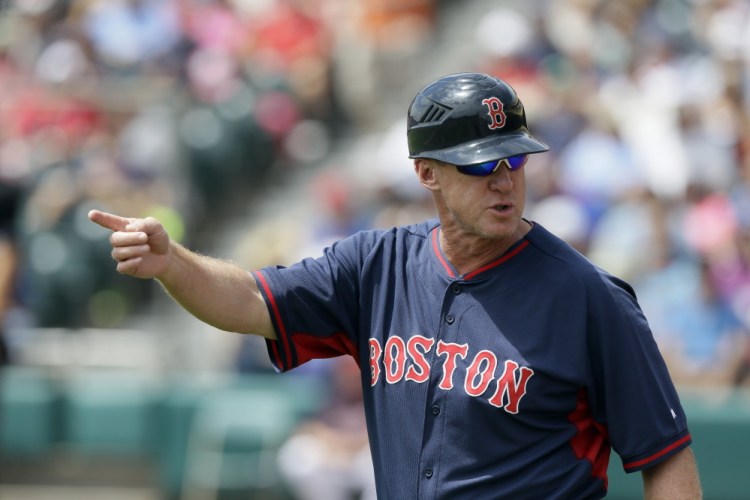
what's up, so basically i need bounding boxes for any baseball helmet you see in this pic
[407,72,549,166]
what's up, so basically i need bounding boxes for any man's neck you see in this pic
[438,219,532,276]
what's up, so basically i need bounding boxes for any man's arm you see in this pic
[88,210,276,339]
[642,447,702,499]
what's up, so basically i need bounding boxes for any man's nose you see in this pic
[489,165,514,191]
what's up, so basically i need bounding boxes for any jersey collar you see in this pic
[430,223,532,280]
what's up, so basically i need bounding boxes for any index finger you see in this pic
[88,209,134,232]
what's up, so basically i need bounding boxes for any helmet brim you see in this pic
[409,130,549,166]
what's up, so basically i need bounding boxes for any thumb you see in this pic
[124,216,168,236]
[88,210,134,232]
[126,216,170,254]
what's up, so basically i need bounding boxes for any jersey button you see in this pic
[431,405,440,415]
[451,283,461,295]
[445,314,455,324]
[424,468,433,478]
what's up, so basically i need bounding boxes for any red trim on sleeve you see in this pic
[254,271,292,370]
[268,337,281,368]
[623,434,692,471]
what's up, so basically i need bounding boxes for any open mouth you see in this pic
[492,203,513,213]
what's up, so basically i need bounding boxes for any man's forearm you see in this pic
[642,447,702,499]
[157,241,276,339]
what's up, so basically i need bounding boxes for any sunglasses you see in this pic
[455,154,529,176]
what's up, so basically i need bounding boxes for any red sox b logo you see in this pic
[482,97,506,129]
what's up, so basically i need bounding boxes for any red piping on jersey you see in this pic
[431,228,530,280]
[622,434,692,471]
[254,271,292,370]
[568,389,610,490]
[464,240,530,280]
[431,228,456,278]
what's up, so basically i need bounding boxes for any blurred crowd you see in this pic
[490,0,750,389]
[0,0,436,333]
[1,0,749,391]
[486,0,750,389]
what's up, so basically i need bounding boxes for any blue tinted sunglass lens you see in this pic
[475,159,501,174]
[505,154,528,170]
[455,155,529,176]
[456,159,499,176]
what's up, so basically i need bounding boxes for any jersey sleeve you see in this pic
[253,231,376,372]
[585,272,692,473]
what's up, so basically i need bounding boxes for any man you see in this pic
[89,73,701,498]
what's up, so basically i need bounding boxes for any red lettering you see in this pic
[384,336,407,384]
[482,97,506,129]
[368,338,382,386]
[371,334,534,415]
[464,350,497,397]
[405,335,435,383]
[436,341,469,390]
[488,359,534,414]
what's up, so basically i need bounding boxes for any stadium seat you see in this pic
[61,368,161,456]
[180,385,298,500]
[0,366,57,456]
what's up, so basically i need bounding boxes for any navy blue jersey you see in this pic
[253,220,691,499]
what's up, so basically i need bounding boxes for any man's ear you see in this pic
[414,159,440,191]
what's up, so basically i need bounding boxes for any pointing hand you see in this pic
[88,209,171,279]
